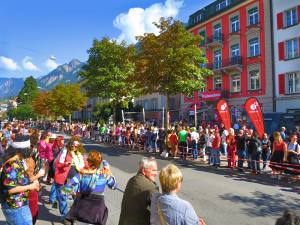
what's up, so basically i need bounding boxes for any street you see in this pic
[1,138,299,225]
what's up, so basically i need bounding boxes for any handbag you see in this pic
[66,170,108,225]
[157,199,167,225]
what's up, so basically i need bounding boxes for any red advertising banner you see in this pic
[216,99,231,131]
[244,97,264,138]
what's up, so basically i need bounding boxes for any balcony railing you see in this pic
[206,34,224,46]
[206,56,243,72]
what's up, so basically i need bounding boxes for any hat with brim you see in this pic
[11,134,30,149]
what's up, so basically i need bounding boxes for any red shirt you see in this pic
[212,133,221,149]
[273,141,286,152]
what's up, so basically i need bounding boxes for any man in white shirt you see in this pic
[191,127,199,160]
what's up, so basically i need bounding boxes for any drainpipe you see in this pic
[270,0,276,112]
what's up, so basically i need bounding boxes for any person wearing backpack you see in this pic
[63,151,117,225]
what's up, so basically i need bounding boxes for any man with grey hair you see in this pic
[119,157,158,225]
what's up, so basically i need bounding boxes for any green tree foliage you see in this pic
[47,83,88,119]
[17,76,39,105]
[135,17,212,128]
[80,38,138,113]
[7,104,36,120]
[92,102,113,123]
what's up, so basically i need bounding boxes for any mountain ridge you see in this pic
[0,59,84,99]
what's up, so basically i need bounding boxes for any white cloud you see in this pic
[45,56,59,71]
[0,56,19,71]
[22,56,39,71]
[113,0,184,44]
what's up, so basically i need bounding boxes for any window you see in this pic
[285,8,298,27]
[198,84,207,98]
[199,30,206,46]
[214,77,222,90]
[285,38,299,59]
[231,16,240,32]
[231,74,241,92]
[249,38,260,57]
[249,70,260,90]
[214,50,222,69]
[194,13,203,24]
[213,24,222,40]
[248,7,259,25]
[231,44,240,57]
[199,51,206,68]
[287,72,300,94]
[216,0,228,11]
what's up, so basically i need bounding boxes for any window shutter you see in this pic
[299,37,300,56]
[277,12,283,29]
[278,42,285,60]
[278,74,285,95]
[298,5,300,23]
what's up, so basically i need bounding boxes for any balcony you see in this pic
[206,56,243,73]
[222,56,243,72]
[206,34,224,48]
[206,62,223,73]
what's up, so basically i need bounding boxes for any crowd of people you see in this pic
[0,120,299,225]
[82,121,300,180]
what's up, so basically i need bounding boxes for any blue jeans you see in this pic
[262,150,271,169]
[211,148,220,165]
[2,203,32,225]
[221,143,227,156]
[237,149,246,169]
[206,146,212,164]
[192,141,198,159]
[251,151,261,173]
[55,183,68,219]
[49,183,57,203]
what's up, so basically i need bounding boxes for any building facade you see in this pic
[183,0,274,123]
[134,93,181,122]
[272,0,300,113]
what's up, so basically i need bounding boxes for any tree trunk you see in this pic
[113,106,117,124]
[69,114,71,124]
[164,95,170,130]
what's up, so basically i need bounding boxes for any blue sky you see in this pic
[0,0,213,78]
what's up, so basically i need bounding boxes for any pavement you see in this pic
[1,136,300,225]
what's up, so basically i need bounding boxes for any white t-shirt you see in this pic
[191,131,199,142]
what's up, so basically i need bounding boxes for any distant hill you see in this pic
[0,59,84,99]
[0,78,25,99]
[37,58,84,90]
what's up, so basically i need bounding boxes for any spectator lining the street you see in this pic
[64,151,117,225]
[119,157,159,225]
[150,164,206,225]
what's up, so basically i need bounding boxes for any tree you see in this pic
[135,17,212,129]
[7,104,36,121]
[47,83,88,121]
[92,102,113,123]
[32,91,53,117]
[80,38,138,122]
[17,76,39,105]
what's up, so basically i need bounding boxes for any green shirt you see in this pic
[100,126,106,134]
[178,130,188,142]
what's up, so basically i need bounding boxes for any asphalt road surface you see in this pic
[1,137,300,225]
